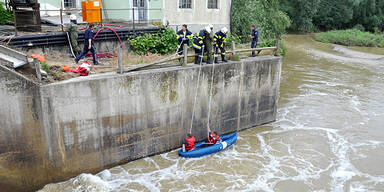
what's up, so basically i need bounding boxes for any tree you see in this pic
[278,0,384,32]
[352,0,384,31]
[313,0,356,30]
[280,0,320,33]
[232,0,291,42]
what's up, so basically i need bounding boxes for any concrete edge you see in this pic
[0,63,39,85]
[42,55,282,87]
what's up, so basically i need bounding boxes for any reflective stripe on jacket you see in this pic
[193,30,207,50]
[176,29,193,44]
[214,31,227,47]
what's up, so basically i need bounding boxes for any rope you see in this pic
[189,46,205,134]
[66,32,76,58]
[207,46,218,136]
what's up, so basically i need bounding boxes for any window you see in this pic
[64,0,76,8]
[208,0,218,9]
[179,0,192,9]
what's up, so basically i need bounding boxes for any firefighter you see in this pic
[66,14,81,57]
[213,27,228,63]
[203,24,214,64]
[192,26,211,64]
[75,23,98,65]
[176,24,193,55]
[248,24,259,57]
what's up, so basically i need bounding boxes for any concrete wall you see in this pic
[163,0,231,32]
[103,0,131,21]
[0,55,282,191]
[98,0,163,22]
[0,64,48,192]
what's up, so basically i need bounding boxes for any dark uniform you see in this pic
[251,28,259,57]
[176,29,193,55]
[75,27,98,65]
[193,30,209,64]
[213,31,227,63]
[66,21,81,56]
[203,30,214,64]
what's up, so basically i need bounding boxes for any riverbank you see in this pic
[315,29,384,47]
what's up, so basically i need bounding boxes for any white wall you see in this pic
[163,0,231,33]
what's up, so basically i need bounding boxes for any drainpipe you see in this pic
[230,0,233,33]
[100,0,108,21]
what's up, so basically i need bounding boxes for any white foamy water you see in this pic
[38,35,384,192]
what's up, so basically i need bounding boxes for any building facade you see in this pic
[0,0,163,22]
[163,0,231,32]
[0,0,231,34]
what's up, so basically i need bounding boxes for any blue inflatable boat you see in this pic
[178,132,238,158]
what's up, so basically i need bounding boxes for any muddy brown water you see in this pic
[38,35,384,192]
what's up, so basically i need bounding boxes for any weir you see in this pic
[0,55,282,191]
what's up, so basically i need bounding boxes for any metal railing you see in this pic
[12,8,163,34]
[118,38,281,73]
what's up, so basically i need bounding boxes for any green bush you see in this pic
[129,28,178,55]
[315,29,384,47]
[353,24,365,32]
[40,61,50,72]
[0,2,13,25]
[226,34,241,48]
[257,39,287,56]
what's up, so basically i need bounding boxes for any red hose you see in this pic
[84,24,123,59]
[93,24,123,48]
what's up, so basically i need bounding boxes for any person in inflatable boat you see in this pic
[183,133,196,151]
[206,131,222,144]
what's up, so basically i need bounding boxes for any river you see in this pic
[38,35,384,192]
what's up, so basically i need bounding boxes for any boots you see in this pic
[222,55,228,62]
[194,56,199,64]
[214,57,218,64]
[206,57,211,64]
[195,56,203,65]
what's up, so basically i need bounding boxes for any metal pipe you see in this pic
[2,28,161,48]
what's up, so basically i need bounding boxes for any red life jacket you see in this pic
[207,133,220,144]
[69,66,88,76]
[185,136,195,151]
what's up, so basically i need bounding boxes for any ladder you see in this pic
[0,45,28,68]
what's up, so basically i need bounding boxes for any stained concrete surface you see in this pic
[0,55,282,191]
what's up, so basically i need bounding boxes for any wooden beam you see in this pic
[33,58,41,81]
[183,44,188,67]
[231,41,236,56]
[274,38,281,56]
[227,47,276,54]
[121,46,278,73]
[117,47,123,74]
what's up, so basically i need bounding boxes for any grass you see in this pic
[40,61,51,72]
[315,29,384,47]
